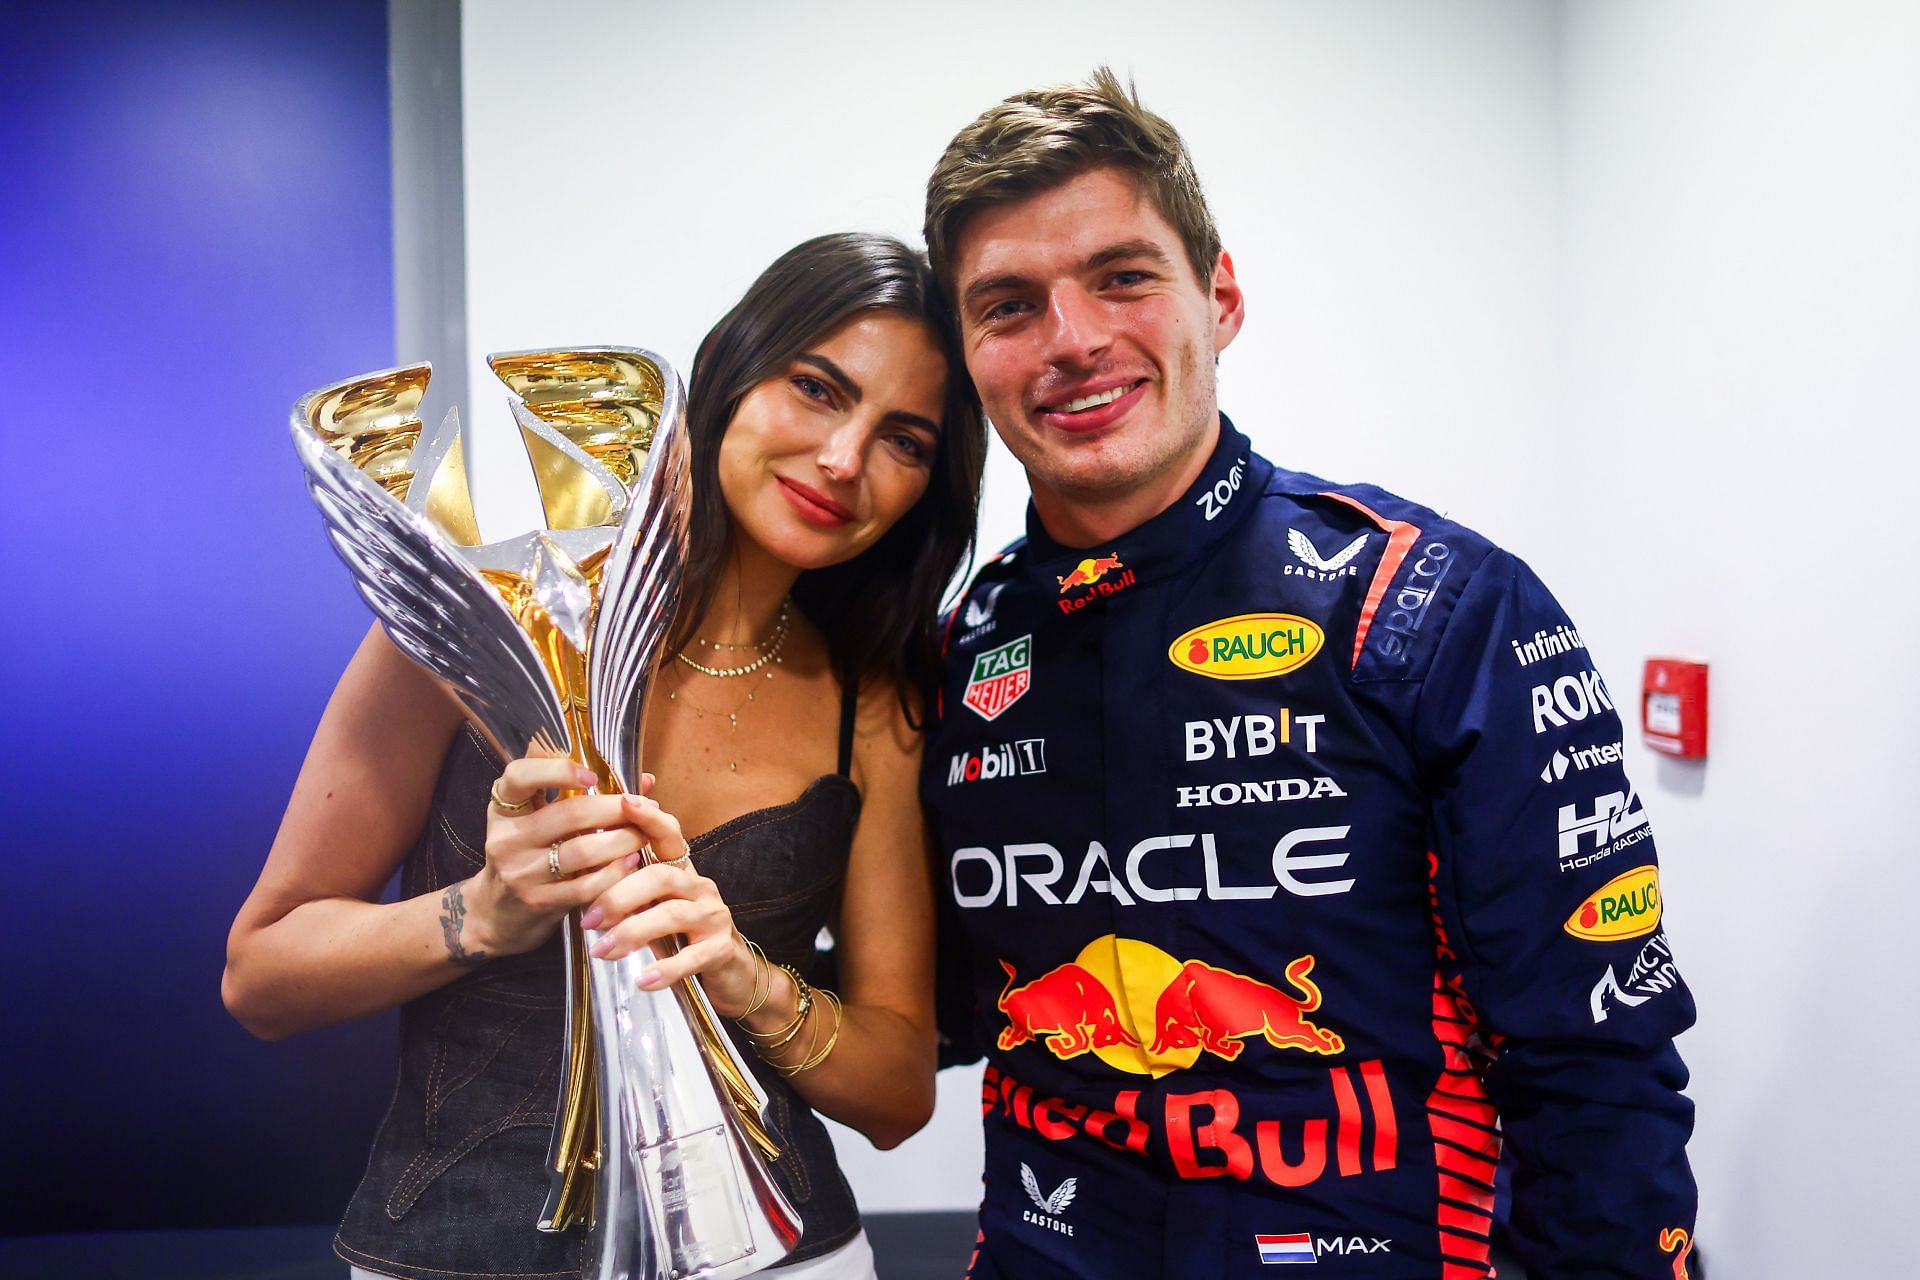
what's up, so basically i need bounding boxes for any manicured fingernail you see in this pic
[641,772,656,789]
[591,934,615,958]
[624,852,643,870]
[580,907,604,930]
[576,767,597,787]
[637,967,662,989]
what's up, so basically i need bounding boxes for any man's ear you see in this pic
[1211,250,1245,354]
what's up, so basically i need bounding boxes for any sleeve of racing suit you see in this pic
[1412,548,1699,1278]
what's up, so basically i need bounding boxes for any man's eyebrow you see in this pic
[1087,239,1174,271]
[960,240,1177,311]
[796,353,861,402]
[960,272,1029,311]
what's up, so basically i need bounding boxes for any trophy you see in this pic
[291,350,802,1280]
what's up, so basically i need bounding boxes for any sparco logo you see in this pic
[947,739,1047,786]
[1374,542,1452,662]
[950,827,1355,908]
[1176,776,1345,809]
[1529,667,1615,735]
[1019,1163,1075,1236]
[1556,785,1651,873]
[1195,453,1248,521]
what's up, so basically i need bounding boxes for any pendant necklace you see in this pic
[667,598,793,771]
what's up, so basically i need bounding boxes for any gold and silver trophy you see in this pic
[291,350,802,1280]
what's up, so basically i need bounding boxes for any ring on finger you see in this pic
[490,778,534,815]
[664,840,694,870]
[547,840,565,880]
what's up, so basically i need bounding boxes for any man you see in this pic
[919,70,1698,1279]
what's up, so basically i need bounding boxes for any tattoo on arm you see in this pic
[439,884,488,966]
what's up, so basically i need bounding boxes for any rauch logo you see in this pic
[1168,614,1324,681]
[1564,865,1662,941]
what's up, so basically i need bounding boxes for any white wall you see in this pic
[452,2,1920,1264]
[1556,3,1920,1275]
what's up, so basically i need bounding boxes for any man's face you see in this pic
[949,166,1243,522]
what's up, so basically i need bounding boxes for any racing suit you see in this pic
[923,417,1698,1279]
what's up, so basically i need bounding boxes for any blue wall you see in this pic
[0,0,399,1231]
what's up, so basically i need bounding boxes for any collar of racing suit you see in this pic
[1013,414,1274,597]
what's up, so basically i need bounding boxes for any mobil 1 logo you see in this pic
[947,739,1047,787]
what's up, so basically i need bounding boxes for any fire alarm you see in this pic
[1642,658,1708,759]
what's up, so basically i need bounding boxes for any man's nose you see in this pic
[1040,287,1112,366]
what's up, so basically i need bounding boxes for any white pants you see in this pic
[350,1230,878,1280]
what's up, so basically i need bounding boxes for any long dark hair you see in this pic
[669,233,986,710]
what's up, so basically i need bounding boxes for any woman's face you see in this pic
[718,310,947,571]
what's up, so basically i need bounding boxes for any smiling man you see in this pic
[920,71,1700,1279]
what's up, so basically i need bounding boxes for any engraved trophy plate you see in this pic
[291,351,801,1280]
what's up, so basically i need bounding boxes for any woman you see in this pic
[223,233,986,1280]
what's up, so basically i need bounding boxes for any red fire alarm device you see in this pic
[1642,658,1708,758]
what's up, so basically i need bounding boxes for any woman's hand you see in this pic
[464,757,652,957]
[578,794,761,1017]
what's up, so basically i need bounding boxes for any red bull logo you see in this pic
[997,936,1344,1078]
[982,1058,1400,1189]
[1057,552,1124,591]
[1056,553,1135,614]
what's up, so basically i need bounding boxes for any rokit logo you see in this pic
[1557,786,1651,873]
[1530,668,1616,734]
[1285,528,1369,580]
[1540,738,1624,783]
[1195,452,1248,521]
[1185,710,1325,760]
[1589,931,1681,1024]
[1373,542,1452,663]
[1019,1163,1076,1237]
[951,827,1356,908]
[947,739,1047,786]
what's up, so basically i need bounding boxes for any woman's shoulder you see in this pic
[850,677,925,782]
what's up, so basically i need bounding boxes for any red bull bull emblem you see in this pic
[1056,552,1136,615]
[963,634,1032,721]
[997,935,1344,1078]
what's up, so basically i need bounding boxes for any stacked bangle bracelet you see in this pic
[731,937,843,1075]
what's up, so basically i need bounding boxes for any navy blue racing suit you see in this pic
[923,418,1698,1278]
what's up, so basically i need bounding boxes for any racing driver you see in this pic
[920,70,1700,1279]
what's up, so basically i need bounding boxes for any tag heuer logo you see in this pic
[964,635,1032,721]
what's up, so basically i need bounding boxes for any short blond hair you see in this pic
[924,67,1222,298]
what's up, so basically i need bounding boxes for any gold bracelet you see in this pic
[775,987,843,1077]
[743,964,813,1051]
[733,936,773,1020]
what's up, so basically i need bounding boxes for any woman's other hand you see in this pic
[577,794,761,1017]
[465,758,652,957]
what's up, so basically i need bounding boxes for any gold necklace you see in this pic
[667,598,792,771]
[675,598,793,678]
